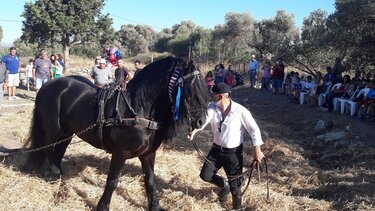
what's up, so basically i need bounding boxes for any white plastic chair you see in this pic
[332,85,356,112]
[318,83,341,107]
[300,92,308,105]
[300,83,317,106]
[337,87,359,114]
[346,88,370,116]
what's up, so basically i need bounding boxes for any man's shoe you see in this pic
[218,181,230,203]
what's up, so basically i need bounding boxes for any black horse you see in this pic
[23,56,210,211]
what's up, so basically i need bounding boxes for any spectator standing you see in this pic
[2,47,21,100]
[33,50,53,93]
[261,60,272,91]
[114,57,132,84]
[205,71,215,89]
[271,58,285,94]
[91,58,112,88]
[134,60,142,78]
[50,54,64,79]
[332,57,345,83]
[93,56,101,68]
[214,64,225,84]
[224,65,235,87]
[190,83,264,210]
[0,60,8,114]
[25,58,34,91]
[248,55,259,88]
[57,53,65,69]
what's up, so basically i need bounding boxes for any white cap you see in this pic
[99,58,106,64]
[251,54,256,58]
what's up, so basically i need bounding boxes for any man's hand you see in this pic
[253,145,265,162]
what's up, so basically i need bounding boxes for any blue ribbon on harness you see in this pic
[174,79,182,121]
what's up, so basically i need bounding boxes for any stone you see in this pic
[314,120,326,134]
[315,131,348,143]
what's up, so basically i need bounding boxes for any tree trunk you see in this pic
[63,45,70,74]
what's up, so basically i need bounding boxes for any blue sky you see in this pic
[0,0,335,45]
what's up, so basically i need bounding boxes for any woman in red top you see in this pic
[205,71,215,89]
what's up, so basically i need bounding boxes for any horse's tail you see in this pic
[22,108,47,172]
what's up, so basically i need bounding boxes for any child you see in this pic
[289,76,302,103]
[205,71,215,89]
[25,58,34,90]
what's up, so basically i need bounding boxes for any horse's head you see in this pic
[168,59,210,133]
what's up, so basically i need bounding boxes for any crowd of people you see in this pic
[0,46,144,114]
[205,55,375,121]
[205,64,244,90]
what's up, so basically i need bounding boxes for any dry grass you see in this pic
[0,83,374,210]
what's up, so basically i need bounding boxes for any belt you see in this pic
[212,143,242,152]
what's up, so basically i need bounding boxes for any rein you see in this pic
[192,141,269,197]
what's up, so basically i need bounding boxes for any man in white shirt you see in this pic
[189,83,264,209]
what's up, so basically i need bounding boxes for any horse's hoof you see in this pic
[150,205,165,211]
[96,204,109,211]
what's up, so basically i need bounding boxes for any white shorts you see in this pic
[36,78,48,90]
[7,73,20,87]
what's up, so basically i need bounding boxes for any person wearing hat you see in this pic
[90,58,112,88]
[248,54,259,88]
[2,47,21,100]
[188,82,265,209]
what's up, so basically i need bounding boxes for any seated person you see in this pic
[354,80,375,119]
[323,75,351,112]
[233,71,244,87]
[289,76,302,103]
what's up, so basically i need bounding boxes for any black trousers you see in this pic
[200,144,244,195]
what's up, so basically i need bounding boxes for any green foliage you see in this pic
[116,24,156,57]
[13,38,39,58]
[326,0,375,71]
[21,0,115,70]
[211,12,256,64]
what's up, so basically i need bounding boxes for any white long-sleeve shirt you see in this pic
[202,101,263,148]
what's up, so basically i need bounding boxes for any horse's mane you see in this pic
[127,57,209,139]
[126,56,183,139]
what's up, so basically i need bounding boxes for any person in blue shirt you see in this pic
[2,47,20,100]
[248,54,259,88]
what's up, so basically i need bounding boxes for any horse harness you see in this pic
[95,68,202,150]
[95,83,165,149]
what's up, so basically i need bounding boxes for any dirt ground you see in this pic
[0,83,374,210]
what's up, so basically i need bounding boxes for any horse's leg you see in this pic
[43,136,72,178]
[139,152,164,211]
[97,151,126,211]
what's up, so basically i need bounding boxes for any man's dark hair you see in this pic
[134,60,141,64]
